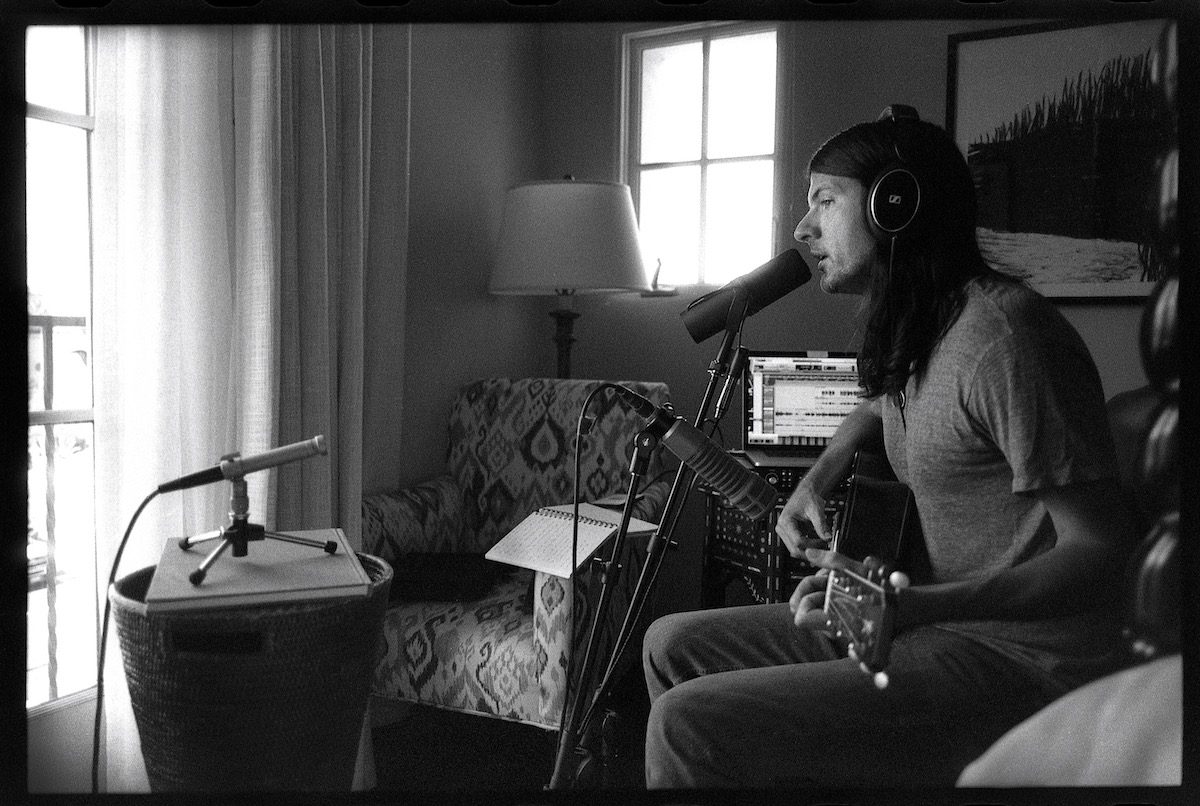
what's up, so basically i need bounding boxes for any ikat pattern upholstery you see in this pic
[362,378,673,728]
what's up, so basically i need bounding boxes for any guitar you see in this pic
[822,459,924,689]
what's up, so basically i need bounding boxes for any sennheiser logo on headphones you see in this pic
[888,194,902,205]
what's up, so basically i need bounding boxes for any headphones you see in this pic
[867,104,923,235]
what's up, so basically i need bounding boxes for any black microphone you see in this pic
[616,388,777,521]
[680,249,811,343]
[157,435,327,493]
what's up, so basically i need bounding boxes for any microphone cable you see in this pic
[92,488,159,794]
[551,381,628,785]
[556,383,626,735]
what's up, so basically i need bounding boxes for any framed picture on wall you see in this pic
[947,20,1174,299]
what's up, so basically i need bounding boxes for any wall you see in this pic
[384,24,552,490]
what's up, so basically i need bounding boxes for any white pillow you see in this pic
[957,654,1181,787]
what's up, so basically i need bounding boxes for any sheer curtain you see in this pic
[274,25,373,546]
[91,23,387,792]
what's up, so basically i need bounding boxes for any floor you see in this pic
[370,698,648,792]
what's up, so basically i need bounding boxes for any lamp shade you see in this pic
[489,180,651,295]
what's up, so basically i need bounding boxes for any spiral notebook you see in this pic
[485,502,658,578]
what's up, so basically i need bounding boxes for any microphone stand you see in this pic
[547,292,750,789]
[178,466,337,585]
[548,428,657,789]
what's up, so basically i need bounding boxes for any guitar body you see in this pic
[824,455,925,685]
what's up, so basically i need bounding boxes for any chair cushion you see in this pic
[373,570,546,725]
[388,553,515,602]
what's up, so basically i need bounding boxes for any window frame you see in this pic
[26,25,99,712]
[621,21,790,287]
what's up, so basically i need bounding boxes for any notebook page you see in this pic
[485,503,656,577]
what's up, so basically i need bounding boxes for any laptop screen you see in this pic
[741,350,861,455]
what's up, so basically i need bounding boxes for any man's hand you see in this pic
[788,569,831,630]
[788,547,873,629]
[776,480,832,557]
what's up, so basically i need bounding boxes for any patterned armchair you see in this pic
[361,378,673,729]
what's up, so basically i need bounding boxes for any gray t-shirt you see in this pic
[882,274,1125,688]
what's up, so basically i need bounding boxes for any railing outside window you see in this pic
[26,25,98,710]
[28,315,96,706]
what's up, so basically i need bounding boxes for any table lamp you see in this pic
[489,179,651,378]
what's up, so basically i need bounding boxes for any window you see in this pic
[26,25,98,710]
[623,23,780,286]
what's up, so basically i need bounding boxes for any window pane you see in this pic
[704,160,775,285]
[640,42,702,164]
[53,326,92,410]
[639,166,701,286]
[26,26,87,115]
[27,118,90,318]
[708,32,777,159]
[27,423,97,707]
[28,327,45,412]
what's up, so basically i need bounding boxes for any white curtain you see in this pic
[91,23,384,792]
[274,25,372,546]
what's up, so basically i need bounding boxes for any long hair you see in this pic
[808,116,1008,401]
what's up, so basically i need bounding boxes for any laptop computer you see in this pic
[734,349,862,468]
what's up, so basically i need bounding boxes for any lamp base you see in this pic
[550,308,580,379]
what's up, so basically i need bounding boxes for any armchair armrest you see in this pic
[361,474,469,565]
[531,527,654,726]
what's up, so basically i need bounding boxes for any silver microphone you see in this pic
[157,435,327,493]
[220,435,326,479]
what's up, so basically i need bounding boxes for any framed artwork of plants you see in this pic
[947,20,1174,299]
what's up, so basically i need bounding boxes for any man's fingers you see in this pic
[797,570,829,596]
[795,601,832,631]
[808,509,831,543]
[804,547,865,576]
[788,572,829,612]
[777,519,823,558]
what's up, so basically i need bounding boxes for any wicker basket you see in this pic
[110,553,392,792]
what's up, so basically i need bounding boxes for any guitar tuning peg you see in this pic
[888,570,910,590]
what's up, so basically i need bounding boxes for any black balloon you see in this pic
[1139,274,1179,398]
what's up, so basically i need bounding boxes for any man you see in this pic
[641,107,1135,788]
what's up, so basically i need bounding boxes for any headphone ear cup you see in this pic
[868,167,921,234]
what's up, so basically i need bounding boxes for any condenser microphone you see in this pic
[680,249,811,343]
[617,388,777,521]
[157,435,328,493]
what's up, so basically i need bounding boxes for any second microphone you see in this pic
[616,387,777,521]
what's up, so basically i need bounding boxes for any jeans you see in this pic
[642,603,1066,789]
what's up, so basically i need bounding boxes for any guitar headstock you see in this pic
[824,555,910,689]
[819,456,922,688]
